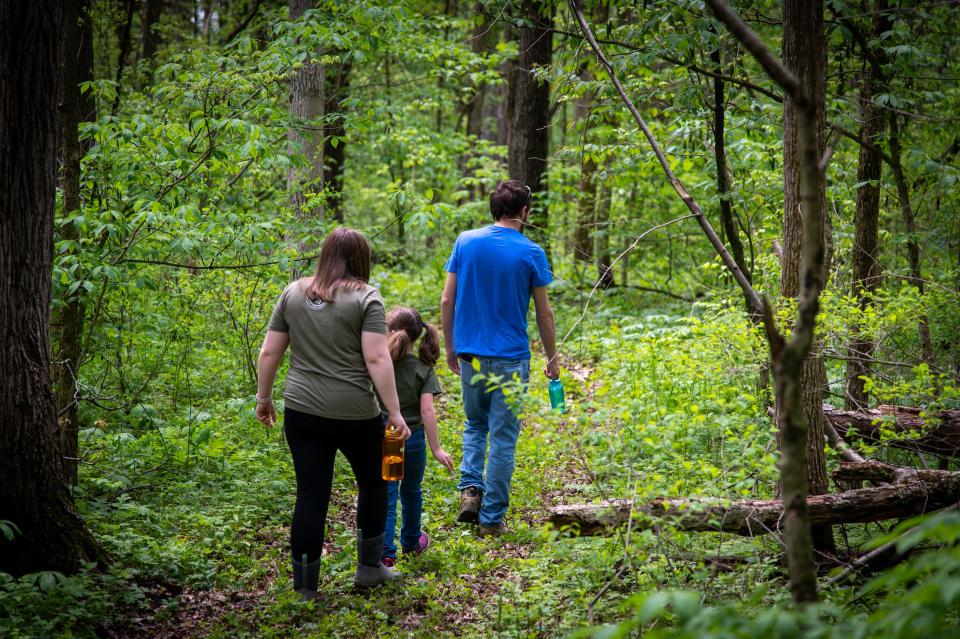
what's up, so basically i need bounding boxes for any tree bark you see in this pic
[508,0,552,252]
[845,1,889,411]
[141,0,164,59]
[573,68,596,263]
[888,113,935,366]
[465,6,493,142]
[594,165,615,289]
[112,0,138,114]
[778,0,834,559]
[55,0,97,486]
[495,23,513,149]
[703,0,829,603]
[825,404,960,460]
[548,466,960,537]
[322,58,351,223]
[288,0,324,275]
[0,0,106,576]
[710,46,753,316]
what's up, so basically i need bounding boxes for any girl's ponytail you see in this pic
[385,306,440,368]
[387,327,412,364]
[418,322,440,368]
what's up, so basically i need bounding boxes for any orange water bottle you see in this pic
[381,425,404,481]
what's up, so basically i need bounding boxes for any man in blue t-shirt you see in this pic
[440,179,559,536]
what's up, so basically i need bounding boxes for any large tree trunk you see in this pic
[322,58,351,223]
[54,0,97,485]
[0,0,105,576]
[845,2,889,411]
[288,0,324,276]
[463,7,497,202]
[141,0,164,59]
[780,0,834,557]
[548,463,960,536]
[465,6,492,141]
[507,0,552,252]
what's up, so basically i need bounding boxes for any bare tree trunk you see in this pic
[322,58,351,223]
[573,69,596,263]
[845,3,889,410]
[595,169,614,289]
[495,23,513,148]
[710,46,753,315]
[779,0,834,557]
[888,113,935,366]
[704,0,829,604]
[0,0,106,576]
[55,0,97,486]
[112,0,138,115]
[465,6,493,142]
[142,0,164,59]
[508,0,552,253]
[288,0,324,275]
[464,5,495,201]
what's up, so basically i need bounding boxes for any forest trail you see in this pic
[108,357,606,639]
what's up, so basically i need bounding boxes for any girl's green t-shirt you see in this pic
[379,354,442,430]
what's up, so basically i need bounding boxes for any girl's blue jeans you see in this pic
[456,356,530,526]
[383,427,427,559]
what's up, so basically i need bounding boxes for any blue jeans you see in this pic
[457,356,530,526]
[383,428,427,559]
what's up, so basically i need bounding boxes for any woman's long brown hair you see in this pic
[305,227,371,302]
[386,307,440,367]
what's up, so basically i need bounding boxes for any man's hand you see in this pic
[544,355,560,380]
[445,349,461,375]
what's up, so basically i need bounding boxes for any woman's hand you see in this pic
[431,447,454,472]
[388,412,412,440]
[256,400,276,427]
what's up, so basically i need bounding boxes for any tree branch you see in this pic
[569,0,763,317]
[223,0,262,45]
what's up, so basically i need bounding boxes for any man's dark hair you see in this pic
[489,180,531,221]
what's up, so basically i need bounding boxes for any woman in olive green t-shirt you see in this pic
[255,227,411,598]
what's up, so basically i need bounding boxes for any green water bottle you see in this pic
[548,379,565,414]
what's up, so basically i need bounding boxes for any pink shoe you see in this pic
[403,532,430,556]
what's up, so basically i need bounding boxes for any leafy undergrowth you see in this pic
[6,295,960,637]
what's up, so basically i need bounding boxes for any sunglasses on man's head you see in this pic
[524,185,532,203]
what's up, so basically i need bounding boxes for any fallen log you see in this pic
[548,463,960,536]
[824,404,960,459]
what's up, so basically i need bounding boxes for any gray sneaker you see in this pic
[458,487,483,524]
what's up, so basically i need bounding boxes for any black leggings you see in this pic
[284,407,386,562]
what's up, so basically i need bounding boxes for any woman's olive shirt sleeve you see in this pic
[267,285,291,332]
[360,289,387,334]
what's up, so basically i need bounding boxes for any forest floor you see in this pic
[103,358,634,639]
[15,297,812,638]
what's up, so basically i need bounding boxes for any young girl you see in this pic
[380,307,454,566]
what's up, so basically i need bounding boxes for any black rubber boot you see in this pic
[353,532,400,587]
[292,553,321,601]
